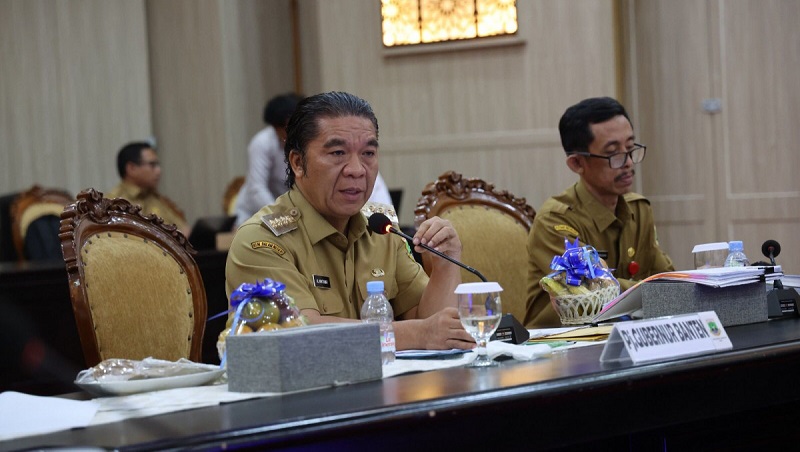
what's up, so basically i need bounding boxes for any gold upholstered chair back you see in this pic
[59,188,207,367]
[414,171,536,324]
[223,176,245,216]
[11,185,74,262]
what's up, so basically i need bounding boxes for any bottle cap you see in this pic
[729,241,744,251]
[366,280,385,293]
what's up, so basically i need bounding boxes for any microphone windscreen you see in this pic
[368,212,392,235]
[761,239,781,258]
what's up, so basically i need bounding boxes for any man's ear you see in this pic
[566,154,584,175]
[289,150,303,176]
[124,161,138,178]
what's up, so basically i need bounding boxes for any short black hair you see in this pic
[116,142,152,178]
[263,93,304,127]
[283,92,378,188]
[559,97,631,155]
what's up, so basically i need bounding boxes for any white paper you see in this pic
[0,391,100,440]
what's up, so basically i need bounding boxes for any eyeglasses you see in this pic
[138,160,161,168]
[572,144,647,169]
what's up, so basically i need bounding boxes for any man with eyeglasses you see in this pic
[525,97,674,327]
[108,141,190,235]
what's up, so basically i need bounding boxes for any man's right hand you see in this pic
[407,307,475,350]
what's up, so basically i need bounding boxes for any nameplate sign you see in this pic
[599,311,732,365]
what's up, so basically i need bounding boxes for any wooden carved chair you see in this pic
[414,171,536,324]
[60,188,207,367]
[222,176,245,216]
[11,185,74,261]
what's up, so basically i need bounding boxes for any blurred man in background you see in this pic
[109,141,189,236]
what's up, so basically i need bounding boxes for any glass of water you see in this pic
[456,282,503,368]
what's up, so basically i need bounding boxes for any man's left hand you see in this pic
[413,216,462,259]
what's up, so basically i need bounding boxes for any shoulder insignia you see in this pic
[261,212,298,236]
[554,224,579,237]
[541,198,570,215]
[251,240,286,255]
[623,192,649,203]
[361,202,399,226]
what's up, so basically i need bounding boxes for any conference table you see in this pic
[4,318,800,450]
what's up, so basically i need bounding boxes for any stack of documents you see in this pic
[594,266,782,323]
[643,265,783,288]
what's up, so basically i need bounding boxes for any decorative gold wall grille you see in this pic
[381,0,517,47]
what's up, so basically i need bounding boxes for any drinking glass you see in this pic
[456,282,503,368]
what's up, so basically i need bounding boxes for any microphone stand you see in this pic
[765,251,800,319]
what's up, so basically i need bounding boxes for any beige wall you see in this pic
[298,0,617,224]
[0,0,151,194]
[0,0,295,222]
[627,0,800,271]
[0,0,615,226]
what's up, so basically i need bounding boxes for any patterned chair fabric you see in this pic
[60,188,207,367]
[414,171,536,325]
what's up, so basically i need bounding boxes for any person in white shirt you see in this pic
[235,93,304,227]
[369,172,393,206]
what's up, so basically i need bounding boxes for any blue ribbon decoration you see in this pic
[547,237,607,286]
[214,279,287,369]
[230,279,286,307]
[207,279,287,322]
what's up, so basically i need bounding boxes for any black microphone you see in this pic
[367,212,488,282]
[762,239,781,265]
[762,240,784,290]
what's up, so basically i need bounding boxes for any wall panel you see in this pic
[632,0,800,272]
[145,0,295,222]
[0,0,151,198]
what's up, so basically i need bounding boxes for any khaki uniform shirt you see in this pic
[225,188,428,319]
[525,180,674,327]
[108,181,188,232]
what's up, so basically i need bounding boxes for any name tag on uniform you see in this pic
[597,250,609,259]
[313,275,331,289]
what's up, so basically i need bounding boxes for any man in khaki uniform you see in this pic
[526,97,674,327]
[108,142,189,235]
[226,91,474,350]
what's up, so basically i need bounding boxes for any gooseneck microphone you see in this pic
[368,212,488,282]
[762,239,781,265]
[762,239,784,289]
[368,213,531,344]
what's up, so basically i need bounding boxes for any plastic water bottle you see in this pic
[724,241,750,267]
[361,280,396,364]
